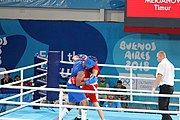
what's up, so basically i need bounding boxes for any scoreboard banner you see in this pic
[127,0,180,18]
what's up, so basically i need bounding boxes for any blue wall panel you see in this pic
[0,0,125,10]
[0,19,180,92]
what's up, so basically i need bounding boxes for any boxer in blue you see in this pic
[60,55,98,120]
[68,56,97,103]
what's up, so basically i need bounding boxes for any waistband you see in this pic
[159,84,173,87]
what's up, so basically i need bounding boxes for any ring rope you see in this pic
[0,98,179,115]
[0,61,47,75]
[59,84,180,95]
[0,85,46,102]
[0,85,179,98]
[5,73,47,86]
[0,96,46,116]
[1,56,180,119]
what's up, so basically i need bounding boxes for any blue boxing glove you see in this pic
[85,76,98,85]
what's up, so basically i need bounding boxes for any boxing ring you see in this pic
[0,51,180,120]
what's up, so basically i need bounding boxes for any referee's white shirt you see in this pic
[156,58,174,86]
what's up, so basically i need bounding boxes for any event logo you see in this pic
[113,34,159,90]
[119,41,156,71]
[119,41,156,90]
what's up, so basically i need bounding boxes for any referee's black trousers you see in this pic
[159,84,174,120]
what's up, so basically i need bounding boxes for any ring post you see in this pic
[130,67,133,102]
[20,70,23,106]
[33,53,46,109]
[47,51,60,101]
[59,90,63,120]
[179,96,180,120]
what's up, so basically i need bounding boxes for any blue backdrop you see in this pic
[0,19,180,92]
[0,0,125,10]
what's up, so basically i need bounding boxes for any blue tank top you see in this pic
[71,60,84,78]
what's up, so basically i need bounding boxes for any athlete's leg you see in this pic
[93,102,105,120]
[80,99,88,120]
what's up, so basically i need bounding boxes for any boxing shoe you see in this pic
[74,117,88,120]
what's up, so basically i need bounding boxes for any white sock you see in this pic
[77,114,81,119]
[81,109,87,120]
[61,108,70,118]
[77,109,81,118]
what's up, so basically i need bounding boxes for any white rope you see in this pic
[60,61,73,65]
[60,60,180,71]
[36,57,180,71]
[99,99,179,107]
[59,85,180,95]
[0,60,178,84]
[0,85,46,101]
[0,100,179,114]
[0,105,27,117]
[62,104,180,114]
[36,67,47,72]
[0,96,46,116]
[5,73,47,86]
[1,90,33,102]
[0,100,58,108]
[5,58,177,86]
[60,61,157,69]
[0,61,47,75]
[0,85,179,98]
[60,72,180,82]
[0,82,179,117]
[1,56,180,117]
[36,56,48,61]
[37,79,47,84]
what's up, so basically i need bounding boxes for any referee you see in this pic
[152,50,174,120]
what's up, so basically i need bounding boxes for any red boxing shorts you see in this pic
[82,84,98,103]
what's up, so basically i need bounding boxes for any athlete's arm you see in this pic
[72,55,80,62]
[76,71,85,86]
[91,69,98,76]
[83,69,98,82]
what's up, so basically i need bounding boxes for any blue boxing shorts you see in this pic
[67,83,86,102]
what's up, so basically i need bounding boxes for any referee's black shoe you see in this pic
[74,117,88,120]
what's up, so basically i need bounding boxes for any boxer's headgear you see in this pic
[84,56,97,69]
[77,54,87,58]
[72,54,87,62]
[77,54,87,60]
